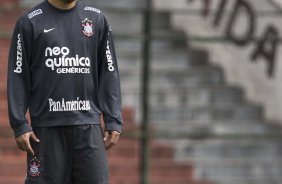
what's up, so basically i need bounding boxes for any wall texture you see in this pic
[154,0,282,124]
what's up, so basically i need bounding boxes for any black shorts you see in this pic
[25,124,109,184]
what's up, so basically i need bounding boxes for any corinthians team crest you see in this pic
[28,156,41,177]
[81,18,94,37]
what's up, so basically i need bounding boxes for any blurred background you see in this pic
[1,0,282,184]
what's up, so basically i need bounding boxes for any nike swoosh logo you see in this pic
[44,28,55,33]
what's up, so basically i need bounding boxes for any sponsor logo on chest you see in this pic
[45,46,91,74]
[48,97,91,112]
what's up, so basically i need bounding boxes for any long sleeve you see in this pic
[98,15,123,133]
[7,20,32,137]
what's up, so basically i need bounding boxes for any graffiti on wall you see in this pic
[188,0,280,77]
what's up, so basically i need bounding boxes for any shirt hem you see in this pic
[30,113,101,127]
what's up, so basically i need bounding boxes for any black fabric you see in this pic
[25,125,109,184]
[7,0,123,137]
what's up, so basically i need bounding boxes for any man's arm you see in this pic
[7,19,39,155]
[98,15,123,149]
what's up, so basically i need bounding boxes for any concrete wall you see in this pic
[154,0,282,124]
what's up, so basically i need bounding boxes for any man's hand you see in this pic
[103,131,120,150]
[15,131,40,155]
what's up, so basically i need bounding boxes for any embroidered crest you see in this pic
[28,157,41,177]
[81,18,94,37]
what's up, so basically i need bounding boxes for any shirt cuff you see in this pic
[13,123,32,138]
[104,116,123,133]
